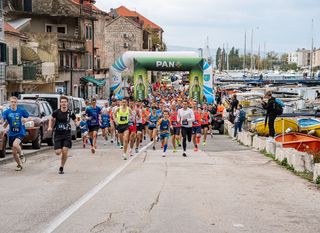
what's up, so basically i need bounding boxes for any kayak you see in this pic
[275,132,320,155]
[298,118,320,137]
[250,117,298,136]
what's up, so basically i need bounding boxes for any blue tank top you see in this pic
[160,119,170,132]
[149,114,158,127]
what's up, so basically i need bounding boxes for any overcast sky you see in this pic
[96,0,320,53]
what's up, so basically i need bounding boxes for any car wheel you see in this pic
[219,124,225,135]
[32,131,42,149]
[0,135,7,158]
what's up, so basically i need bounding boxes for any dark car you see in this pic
[3,100,54,149]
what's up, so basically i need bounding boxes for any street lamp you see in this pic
[198,48,203,58]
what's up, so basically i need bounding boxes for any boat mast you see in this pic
[243,30,247,75]
[310,19,314,78]
[250,28,254,75]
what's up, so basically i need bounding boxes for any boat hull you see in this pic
[251,118,298,136]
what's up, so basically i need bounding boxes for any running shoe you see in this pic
[153,146,155,150]
[117,142,120,147]
[135,148,139,153]
[203,141,206,146]
[111,139,114,143]
[173,148,177,153]
[91,147,96,154]
[104,142,107,145]
[120,145,124,149]
[122,154,127,160]
[15,165,23,171]
[182,152,187,157]
[19,153,26,163]
[162,153,166,157]
[59,167,64,174]
[144,136,146,140]
[194,147,198,152]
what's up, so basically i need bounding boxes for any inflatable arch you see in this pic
[110,51,214,103]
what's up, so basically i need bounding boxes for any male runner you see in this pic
[177,100,195,157]
[2,96,30,171]
[48,96,77,174]
[86,98,101,153]
[192,101,202,152]
[100,108,111,145]
[201,104,211,145]
[148,106,159,150]
[135,101,144,153]
[169,104,181,152]
[158,110,170,157]
[114,99,132,160]
[128,100,137,156]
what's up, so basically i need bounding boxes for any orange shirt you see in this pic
[169,111,181,127]
[201,111,210,125]
[192,110,202,127]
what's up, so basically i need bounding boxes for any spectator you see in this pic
[233,104,246,139]
[261,91,278,137]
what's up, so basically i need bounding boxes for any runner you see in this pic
[128,100,137,156]
[177,100,195,157]
[169,104,181,153]
[135,101,144,153]
[201,104,211,145]
[192,101,202,152]
[158,109,170,157]
[114,99,131,160]
[86,98,102,154]
[100,108,111,145]
[2,96,30,171]
[148,105,159,150]
[112,100,121,146]
[142,104,149,141]
[48,96,77,174]
[79,114,89,148]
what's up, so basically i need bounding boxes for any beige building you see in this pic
[312,49,320,69]
[105,16,143,69]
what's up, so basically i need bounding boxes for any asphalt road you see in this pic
[0,134,320,233]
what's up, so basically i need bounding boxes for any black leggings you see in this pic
[181,127,192,151]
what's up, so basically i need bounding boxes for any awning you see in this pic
[81,76,106,87]
[21,46,40,62]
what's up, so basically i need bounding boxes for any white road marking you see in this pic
[42,142,153,233]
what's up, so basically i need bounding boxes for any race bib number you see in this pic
[128,122,134,126]
[182,120,188,126]
[56,123,70,131]
[172,121,177,126]
[162,125,168,130]
[120,116,127,121]
[193,120,199,125]
[11,127,20,133]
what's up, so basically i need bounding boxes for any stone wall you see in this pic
[94,13,108,69]
[105,16,143,69]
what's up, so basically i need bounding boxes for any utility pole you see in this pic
[250,28,253,72]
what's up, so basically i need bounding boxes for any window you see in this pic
[46,25,52,32]
[86,25,92,40]
[12,48,18,65]
[73,55,78,68]
[42,103,51,116]
[59,53,64,67]
[0,43,7,63]
[57,26,66,34]
[24,0,32,12]
[65,54,70,68]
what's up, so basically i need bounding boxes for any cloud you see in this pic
[96,0,320,52]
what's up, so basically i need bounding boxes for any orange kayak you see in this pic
[275,133,320,155]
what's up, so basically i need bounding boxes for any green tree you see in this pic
[216,47,222,69]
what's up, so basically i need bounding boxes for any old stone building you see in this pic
[105,16,143,69]
[0,0,6,102]
[4,0,108,98]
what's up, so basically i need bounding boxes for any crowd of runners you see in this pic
[3,89,223,174]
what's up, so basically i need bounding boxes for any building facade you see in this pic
[312,49,320,69]
[0,0,6,102]
[288,48,311,68]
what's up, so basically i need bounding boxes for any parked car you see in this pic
[3,99,54,149]
[19,94,77,140]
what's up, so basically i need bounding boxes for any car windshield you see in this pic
[23,97,58,111]
[17,103,39,117]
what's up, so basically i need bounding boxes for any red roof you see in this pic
[115,6,162,31]
[69,0,104,13]
[4,22,20,34]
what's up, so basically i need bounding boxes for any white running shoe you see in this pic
[122,154,127,160]
[162,153,166,157]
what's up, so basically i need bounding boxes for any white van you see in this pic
[19,94,78,140]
